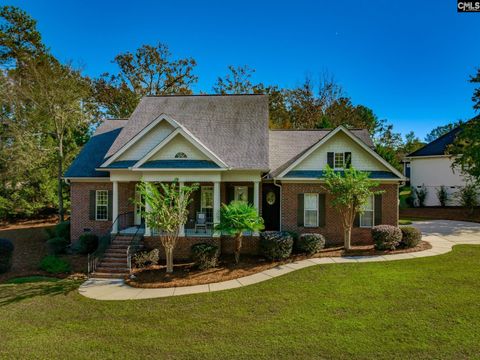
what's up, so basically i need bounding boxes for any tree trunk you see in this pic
[57,139,64,222]
[344,227,352,250]
[165,246,174,273]
[234,233,243,264]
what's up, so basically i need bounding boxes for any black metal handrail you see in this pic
[126,225,144,273]
[87,211,134,275]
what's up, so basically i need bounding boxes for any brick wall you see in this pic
[143,235,260,260]
[281,183,398,245]
[70,181,136,242]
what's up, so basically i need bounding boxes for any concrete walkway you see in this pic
[79,220,480,301]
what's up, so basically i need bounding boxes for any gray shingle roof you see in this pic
[105,95,269,170]
[64,120,127,178]
[268,129,374,177]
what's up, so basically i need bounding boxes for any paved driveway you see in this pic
[412,220,480,245]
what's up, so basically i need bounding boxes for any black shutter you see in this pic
[297,194,304,227]
[248,186,253,205]
[345,152,352,168]
[374,194,383,225]
[227,185,234,204]
[108,190,113,221]
[354,212,360,227]
[318,194,326,227]
[89,190,96,220]
[327,152,334,168]
[194,187,202,212]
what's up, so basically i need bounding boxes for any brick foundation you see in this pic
[281,183,399,245]
[143,235,259,260]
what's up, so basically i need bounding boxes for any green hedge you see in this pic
[191,243,220,270]
[0,238,14,273]
[260,231,293,261]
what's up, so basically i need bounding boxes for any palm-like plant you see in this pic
[215,201,264,264]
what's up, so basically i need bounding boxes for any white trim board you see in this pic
[100,114,180,168]
[276,125,405,180]
[132,127,228,169]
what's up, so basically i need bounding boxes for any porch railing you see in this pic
[127,225,144,273]
[87,211,134,275]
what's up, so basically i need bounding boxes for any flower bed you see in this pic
[126,240,431,288]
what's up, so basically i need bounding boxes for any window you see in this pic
[234,186,248,203]
[174,152,187,159]
[304,193,318,227]
[95,190,108,221]
[201,186,213,222]
[334,152,344,169]
[360,195,374,228]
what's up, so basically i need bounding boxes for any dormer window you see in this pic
[174,152,187,159]
[334,153,344,169]
[327,152,352,169]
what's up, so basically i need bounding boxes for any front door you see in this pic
[262,183,280,231]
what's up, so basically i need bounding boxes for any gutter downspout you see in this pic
[273,178,282,231]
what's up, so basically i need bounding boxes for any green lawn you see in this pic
[1,246,480,359]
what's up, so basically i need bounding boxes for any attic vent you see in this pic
[175,152,187,159]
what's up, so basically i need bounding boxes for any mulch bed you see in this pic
[126,241,432,288]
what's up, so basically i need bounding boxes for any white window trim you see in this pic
[95,190,109,221]
[234,186,249,203]
[334,152,345,170]
[201,186,213,211]
[304,193,319,228]
[359,195,375,228]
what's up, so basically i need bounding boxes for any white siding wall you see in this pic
[293,132,389,172]
[118,121,174,161]
[150,135,208,160]
[410,156,467,206]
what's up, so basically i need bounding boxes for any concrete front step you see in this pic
[99,261,127,267]
[95,267,129,273]
[91,272,126,279]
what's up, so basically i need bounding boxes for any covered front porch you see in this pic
[110,174,262,238]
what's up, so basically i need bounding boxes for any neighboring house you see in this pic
[404,125,466,206]
[65,95,404,257]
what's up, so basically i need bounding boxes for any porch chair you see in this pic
[195,212,207,233]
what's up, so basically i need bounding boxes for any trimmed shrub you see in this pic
[191,243,220,270]
[54,221,70,240]
[400,226,422,248]
[133,249,160,269]
[0,238,14,273]
[260,231,293,261]
[372,225,402,250]
[296,233,326,255]
[47,236,69,255]
[78,233,99,254]
[40,255,71,274]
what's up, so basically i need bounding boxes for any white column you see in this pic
[179,182,185,237]
[144,183,152,237]
[111,181,119,234]
[253,181,260,236]
[213,181,221,237]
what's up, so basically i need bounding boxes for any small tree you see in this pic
[215,201,264,264]
[436,185,449,207]
[322,166,382,250]
[456,183,479,216]
[414,185,428,207]
[136,180,198,273]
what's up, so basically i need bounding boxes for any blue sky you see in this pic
[7,0,480,139]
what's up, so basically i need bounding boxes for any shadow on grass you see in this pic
[0,279,82,307]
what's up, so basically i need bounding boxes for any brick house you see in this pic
[65,94,404,260]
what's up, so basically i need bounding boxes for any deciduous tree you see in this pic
[322,166,382,250]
